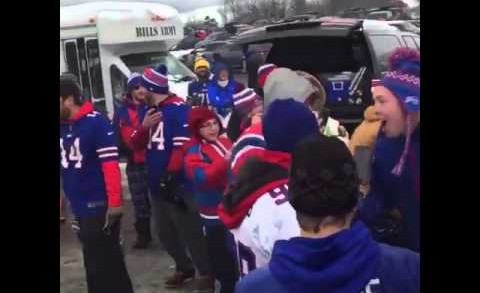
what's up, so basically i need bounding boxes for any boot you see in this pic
[132,218,152,249]
[164,269,195,289]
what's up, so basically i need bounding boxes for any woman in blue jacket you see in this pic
[359,48,420,252]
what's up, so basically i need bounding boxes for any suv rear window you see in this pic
[370,35,403,73]
[403,36,417,49]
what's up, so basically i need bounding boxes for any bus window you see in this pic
[86,39,105,100]
[76,38,92,100]
[64,41,80,82]
[110,65,127,111]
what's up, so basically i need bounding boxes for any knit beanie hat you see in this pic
[127,72,142,94]
[194,58,210,72]
[263,67,317,110]
[188,107,218,140]
[213,62,230,80]
[263,98,319,153]
[233,88,262,117]
[257,63,277,89]
[141,64,169,94]
[289,134,359,217]
[380,47,420,176]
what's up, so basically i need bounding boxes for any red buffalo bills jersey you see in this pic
[60,102,122,218]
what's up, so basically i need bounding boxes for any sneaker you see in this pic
[192,276,214,293]
[164,269,195,289]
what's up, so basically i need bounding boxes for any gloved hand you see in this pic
[159,172,177,197]
[159,172,188,212]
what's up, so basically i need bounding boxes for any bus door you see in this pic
[63,38,106,114]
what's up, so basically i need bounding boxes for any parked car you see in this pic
[233,17,420,130]
[183,40,244,72]
[195,31,233,49]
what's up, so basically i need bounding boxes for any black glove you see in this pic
[159,172,188,211]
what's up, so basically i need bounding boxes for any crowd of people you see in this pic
[60,46,420,293]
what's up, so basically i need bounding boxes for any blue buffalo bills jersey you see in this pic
[60,102,122,218]
[132,96,191,194]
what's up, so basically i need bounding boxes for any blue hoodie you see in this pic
[235,222,419,293]
[360,126,420,251]
[207,63,244,117]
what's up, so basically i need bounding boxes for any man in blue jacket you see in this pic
[236,135,419,293]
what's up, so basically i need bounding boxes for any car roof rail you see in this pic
[265,17,362,32]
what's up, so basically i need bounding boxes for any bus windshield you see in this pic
[121,52,195,81]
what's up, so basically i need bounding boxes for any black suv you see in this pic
[232,17,420,129]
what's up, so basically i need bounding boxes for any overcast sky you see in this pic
[60,0,418,13]
[60,0,224,12]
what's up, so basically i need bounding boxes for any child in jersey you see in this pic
[236,135,419,293]
[183,107,238,293]
[218,99,318,277]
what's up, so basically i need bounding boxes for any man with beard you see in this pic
[188,58,213,107]
[60,75,134,293]
[114,73,152,249]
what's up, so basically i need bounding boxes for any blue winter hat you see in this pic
[263,98,319,153]
[380,48,420,176]
[213,62,229,80]
[127,72,142,94]
[141,64,169,94]
[381,48,420,113]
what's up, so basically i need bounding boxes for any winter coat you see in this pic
[236,221,419,293]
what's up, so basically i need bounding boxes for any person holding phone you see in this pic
[130,65,212,291]
[60,75,134,293]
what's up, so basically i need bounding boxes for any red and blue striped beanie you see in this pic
[141,65,169,94]
[257,63,277,89]
[233,87,262,117]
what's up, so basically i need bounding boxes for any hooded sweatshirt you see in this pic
[236,221,419,293]
[207,63,245,118]
[218,151,300,276]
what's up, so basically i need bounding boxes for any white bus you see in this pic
[60,2,196,116]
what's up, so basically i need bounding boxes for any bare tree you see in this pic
[225,0,239,19]
[217,6,228,24]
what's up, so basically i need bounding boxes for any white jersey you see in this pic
[231,183,300,277]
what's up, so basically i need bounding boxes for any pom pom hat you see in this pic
[141,64,169,94]
[257,63,277,89]
[233,88,262,117]
[380,48,420,176]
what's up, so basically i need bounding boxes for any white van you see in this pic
[60,2,195,116]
